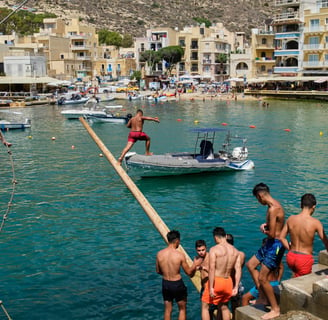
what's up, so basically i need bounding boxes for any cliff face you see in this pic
[0,0,274,37]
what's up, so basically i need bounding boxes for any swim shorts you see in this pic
[162,279,187,302]
[248,280,280,299]
[255,238,285,270]
[286,250,314,277]
[128,131,149,142]
[201,277,233,305]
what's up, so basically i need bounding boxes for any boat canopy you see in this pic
[190,128,228,133]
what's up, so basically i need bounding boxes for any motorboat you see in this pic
[124,128,255,177]
[85,113,132,124]
[0,118,31,130]
[103,105,123,109]
[61,108,107,119]
[57,91,90,105]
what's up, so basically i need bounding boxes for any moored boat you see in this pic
[0,118,31,130]
[60,108,107,119]
[124,128,255,177]
[85,113,132,124]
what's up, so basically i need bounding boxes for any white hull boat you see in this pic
[85,113,132,124]
[0,118,31,130]
[124,128,255,177]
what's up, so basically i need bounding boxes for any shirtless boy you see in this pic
[280,193,328,277]
[246,183,285,320]
[118,109,159,165]
[156,230,202,320]
[195,240,209,291]
[201,227,241,320]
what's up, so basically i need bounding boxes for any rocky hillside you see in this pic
[1,0,274,37]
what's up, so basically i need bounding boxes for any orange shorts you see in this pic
[201,277,233,305]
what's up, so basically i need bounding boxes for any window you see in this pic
[325,54,328,61]
[179,38,185,47]
[141,43,144,52]
[308,54,319,66]
[309,36,320,49]
[262,38,267,45]
[310,19,320,31]
[260,65,266,72]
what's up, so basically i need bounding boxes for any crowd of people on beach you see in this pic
[155,183,328,320]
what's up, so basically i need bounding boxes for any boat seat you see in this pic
[199,140,214,159]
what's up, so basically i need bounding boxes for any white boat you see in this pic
[98,95,115,102]
[127,94,144,100]
[147,95,167,102]
[57,91,90,105]
[124,128,255,177]
[103,105,123,109]
[85,113,132,124]
[61,108,107,119]
[0,118,31,130]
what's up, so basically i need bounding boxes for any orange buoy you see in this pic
[221,123,228,126]
[249,125,256,129]
[177,119,182,122]
[284,128,291,132]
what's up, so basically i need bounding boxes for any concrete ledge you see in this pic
[235,304,268,320]
[318,250,328,266]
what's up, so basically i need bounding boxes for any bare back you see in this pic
[127,114,144,131]
[210,243,240,278]
[156,247,185,281]
[266,199,285,239]
[287,214,323,255]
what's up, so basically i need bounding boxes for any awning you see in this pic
[314,77,328,83]
[248,76,323,83]
[0,76,63,85]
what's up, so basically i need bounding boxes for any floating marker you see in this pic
[221,123,228,126]
[177,119,182,122]
[71,145,75,149]
[51,137,56,140]
[320,131,323,136]
[99,153,103,157]
[284,129,291,132]
[27,136,32,139]
[194,120,199,124]
[249,125,256,129]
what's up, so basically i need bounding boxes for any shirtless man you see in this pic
[201,227,241,320]
[195,240,209,291]
[280,193,328,277]
[118,109,159,165]
[156,230,202,320]
[246,183,285,320]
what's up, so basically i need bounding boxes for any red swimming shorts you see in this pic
[128,131,149,143]
[201,277,233,305]
[286,250,314,277]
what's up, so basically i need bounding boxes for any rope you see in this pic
[0,131,15,320]
[0,131,16,233]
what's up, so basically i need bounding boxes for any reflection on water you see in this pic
[0,99,327,319]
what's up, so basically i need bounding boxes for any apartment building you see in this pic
[302,1,328,75]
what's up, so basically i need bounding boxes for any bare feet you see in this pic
[117,158,123,165]
[145,152,153,156]
[261,310,280,320]
[3,141,12,147]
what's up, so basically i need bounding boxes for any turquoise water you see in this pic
[0,97,328,319]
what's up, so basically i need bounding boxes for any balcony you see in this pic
[190,56,198,61]
[274,11,300,22]
[71,45,90,51]
[303,44,324,51]
[303,26,325,34]
[255,57,276,63]
[75,55,92,60]
[202,59,212,64]
[190,46,198,50]
[303,61,324,68]
[274,49,299,56]
[274,66,299,73]
[275,32,300,39]
[275,0,300,6]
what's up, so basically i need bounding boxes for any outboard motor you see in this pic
[232,147,248,160]
[200,140,214,159]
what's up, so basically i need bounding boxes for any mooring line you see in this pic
[79,117,201,292]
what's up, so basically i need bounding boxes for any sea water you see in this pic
[0,97,327,319]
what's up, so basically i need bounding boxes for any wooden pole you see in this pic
[80,117,201,291]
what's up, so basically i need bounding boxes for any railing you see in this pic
[274,11,300,21]
[303,44,324,50]
[275,0,300,5]
[303,26,325,33]
[202,59,212,64]
[303,61,324,67]
[274,66,299,73]
[275,32,300,39]
[274,50,300,56]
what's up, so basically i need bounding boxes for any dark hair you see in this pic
[213,227,226,238]
[301,193,316,209]
[137,109,143,115]
[253,183,270,196]
[226,234,234,245]
[167,230,180,243]
[195,239,206,248]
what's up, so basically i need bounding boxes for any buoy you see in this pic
[221,123,228,126]
[27,136,32,139]
[71,145,75,149]
[194,120,199,124]
[99,153,103,157]
[177,119,182,122]
[249,125,256,129]
[320,131,323,136]
[284,129,291,132]
[51,137,56,140]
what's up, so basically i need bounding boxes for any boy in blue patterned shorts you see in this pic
[246,183,285,320]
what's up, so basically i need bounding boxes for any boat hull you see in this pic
[0,120,31,130]
[61,109,107,119]
[125,153,255,177]
[57,97,90,105]
[86,114,129,124]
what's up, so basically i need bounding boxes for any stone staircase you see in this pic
[235,250,328,320]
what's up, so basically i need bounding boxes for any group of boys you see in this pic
[156,183,328,320]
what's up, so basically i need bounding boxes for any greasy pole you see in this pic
[80,117,201,292]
